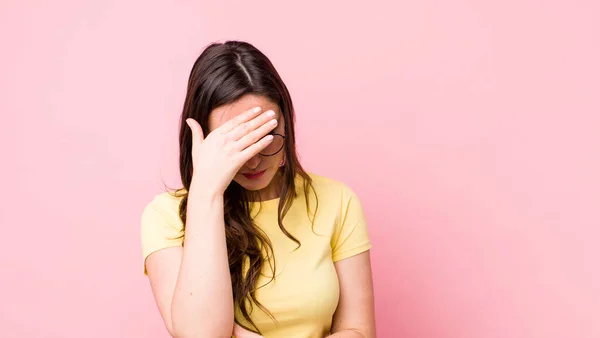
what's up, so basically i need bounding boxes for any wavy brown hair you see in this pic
[173,41,316,334]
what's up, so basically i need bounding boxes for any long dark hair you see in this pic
[174,41,316,333]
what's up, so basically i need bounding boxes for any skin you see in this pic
[327,250,376,338]
[208,94,286,201]
[147,102,278,338]
[214,95,376,338]
[146,94,375,337]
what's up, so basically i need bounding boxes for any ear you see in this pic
[279,154,286,167]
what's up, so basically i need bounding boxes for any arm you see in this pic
[328,250,376,338]
[145,184,233,337]
[144,107,278,337]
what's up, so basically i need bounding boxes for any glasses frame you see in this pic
[259,133,286,156]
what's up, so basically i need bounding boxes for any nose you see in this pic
[244,155,262,171]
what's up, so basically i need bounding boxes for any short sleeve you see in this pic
[331,186,372,262]
[140,192,185,275]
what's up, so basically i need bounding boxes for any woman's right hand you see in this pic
[185,106,278,195]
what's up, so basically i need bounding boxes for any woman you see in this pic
[141,40,376,338]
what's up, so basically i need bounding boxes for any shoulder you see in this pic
[304,172,360,202]
[145,190,184,212]
[141,190,185,230]
[140,190,186,274]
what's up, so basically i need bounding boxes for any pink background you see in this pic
[1,0,599,337]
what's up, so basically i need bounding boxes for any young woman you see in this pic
[141,40,375,338]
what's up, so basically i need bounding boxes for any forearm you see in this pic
[328,330,367,338]
[171,182,234,337]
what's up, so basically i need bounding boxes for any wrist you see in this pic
[189,178,224,200]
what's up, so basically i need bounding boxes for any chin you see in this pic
[234,169,274,191]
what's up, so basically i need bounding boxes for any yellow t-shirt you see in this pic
[140,173,372,338]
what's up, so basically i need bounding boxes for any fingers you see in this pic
[186,118,204,145]
[229,109,277,141]
[235,117,278,151]
[239,134,274,162]
[217,106,264,134]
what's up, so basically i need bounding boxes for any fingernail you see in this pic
[253,107,261,113]
[266,110,275,117]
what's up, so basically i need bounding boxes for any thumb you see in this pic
[186,118,204,145]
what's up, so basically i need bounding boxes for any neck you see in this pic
[251,170,284,201]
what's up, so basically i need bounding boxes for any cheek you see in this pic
[268,153,283,166]
[264,151,284,169]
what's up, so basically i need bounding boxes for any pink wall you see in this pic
[1,1,599,337]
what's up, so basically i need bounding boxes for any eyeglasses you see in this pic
[260,133,286,156]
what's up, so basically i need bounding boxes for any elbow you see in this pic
[164,322,180,338]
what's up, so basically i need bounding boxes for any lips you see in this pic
[242,169,266,180]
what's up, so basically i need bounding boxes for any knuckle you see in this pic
[242,123,250,133]
[214,133,227,144]
[223,142,235,155]
[220,138,229,149]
